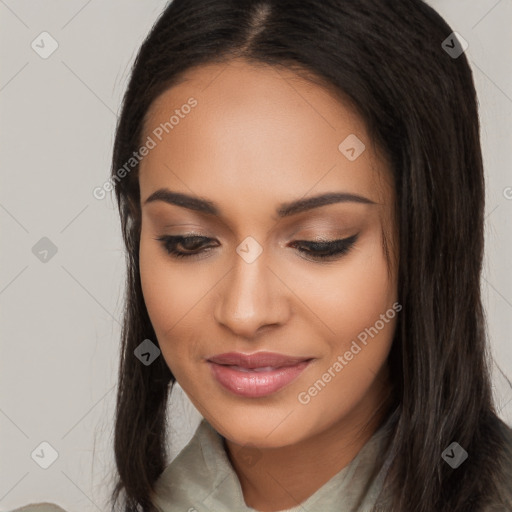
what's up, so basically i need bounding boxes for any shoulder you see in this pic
[7,504,68,512]
[151,418,226,508]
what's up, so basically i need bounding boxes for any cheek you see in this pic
[334,252,394,337]
[138,235,210,376]
[291,232,396,346]
[290,233,397,411]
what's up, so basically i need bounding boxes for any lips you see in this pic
[207,351,312,369]
[206,351,314,397]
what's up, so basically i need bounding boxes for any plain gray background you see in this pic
[1,1,511,510]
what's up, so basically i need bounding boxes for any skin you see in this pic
[138,58,399,511]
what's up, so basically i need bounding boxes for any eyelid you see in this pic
[295,233,358,244]
[158,233,354,245]
[154,232,359,262]
[290,233,359,257]
[294,234,346,243]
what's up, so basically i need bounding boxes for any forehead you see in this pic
[138,59,392,211]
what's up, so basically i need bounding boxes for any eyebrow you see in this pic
[143,188,376,218]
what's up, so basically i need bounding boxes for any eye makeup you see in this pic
[153,232,360,262]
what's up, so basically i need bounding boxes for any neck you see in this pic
[224,371,393,512]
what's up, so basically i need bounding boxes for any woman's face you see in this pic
[138,58,399,448]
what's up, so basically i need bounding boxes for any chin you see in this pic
[210,407,311,448]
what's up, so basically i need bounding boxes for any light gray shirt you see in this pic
[151,413,397,512]
[6,414,396,512]
[10,411,511,512]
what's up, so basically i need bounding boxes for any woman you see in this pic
[11,0,512,511]
[108,0,512,510]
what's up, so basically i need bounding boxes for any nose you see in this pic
[213,252,291,339]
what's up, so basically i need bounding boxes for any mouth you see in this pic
[206,352,314,397]
[207,351,313,369]
[217,365,295,373]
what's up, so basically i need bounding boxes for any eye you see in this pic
[289,233,359,261]
[154,233,359,261]
[155,235,217,259]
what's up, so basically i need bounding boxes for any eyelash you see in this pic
[154,234,359,261]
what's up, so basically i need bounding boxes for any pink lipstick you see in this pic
[207,351,313,398]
